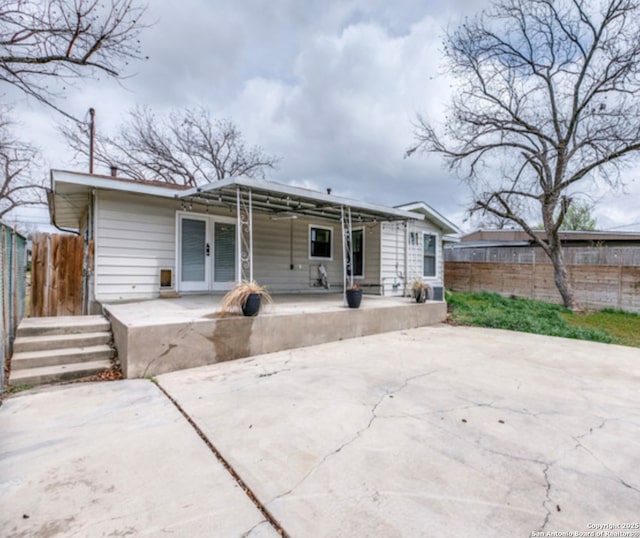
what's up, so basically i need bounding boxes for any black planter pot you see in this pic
[346,289,363,309]
[415,288,426,303]
[242,293,261,316]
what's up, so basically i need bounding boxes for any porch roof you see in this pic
[49,170,427,229]
[179,177,423,223]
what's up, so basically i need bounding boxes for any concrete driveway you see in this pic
[2,325,639,537]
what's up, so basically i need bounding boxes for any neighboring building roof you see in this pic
[50,170,458,230]
[452,228,640,248]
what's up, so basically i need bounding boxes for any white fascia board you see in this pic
[443,234,461,243]
[185,176,423,221]
[395,201,460,234]
[51,170,183,199]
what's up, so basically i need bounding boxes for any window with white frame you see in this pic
[309,226,332,259]
[423,233,436,277]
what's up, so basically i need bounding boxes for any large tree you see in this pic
[0,0,147,118]
[0,111,44,219]
[61,106,279,186]
[411,0,640,309]
[0,0,147,219]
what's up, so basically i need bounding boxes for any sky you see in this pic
[7,0,640,232]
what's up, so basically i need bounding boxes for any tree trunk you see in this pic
[548,243,577,311]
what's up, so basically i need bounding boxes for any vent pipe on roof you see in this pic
[326,188,332,195]
[110,165,118,177]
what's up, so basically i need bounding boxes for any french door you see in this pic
[178,215,236,292]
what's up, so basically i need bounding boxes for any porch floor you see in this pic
[104,293,427,327]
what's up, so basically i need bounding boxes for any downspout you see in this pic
[236,187,241,282]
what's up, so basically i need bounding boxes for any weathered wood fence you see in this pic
[31,233,92,317]
[1,222,26,394]
[445,246,640,313]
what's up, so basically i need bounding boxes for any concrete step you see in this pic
[11,345,115,370]
[9,360,113,387]
[17,315,110,337]
[13,332,112,353]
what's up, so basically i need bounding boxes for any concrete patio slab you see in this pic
[0,380,279,538]
[157,325,640,538]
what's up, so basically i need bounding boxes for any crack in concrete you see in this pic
[471,443,555,532]
[456,396,542,419]
[268,368,444,506]
[142,344,177,377]
[258,368,291,378]
[540,463,552,531]
[240,520,270,537]
[571,419,640,494]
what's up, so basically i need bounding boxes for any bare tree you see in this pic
[0,0,147,118]
[411,0,640,309]
[0,111,44,219]
[62,106,279,186]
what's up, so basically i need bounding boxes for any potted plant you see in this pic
[411,278,427,303]
[220,280,272,317]
[346,283,363,309]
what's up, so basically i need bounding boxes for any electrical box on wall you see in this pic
[432,286,444,301]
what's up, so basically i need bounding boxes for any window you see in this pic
[347,228,364,277]
[310,226,332,259]
[423,233,436,277]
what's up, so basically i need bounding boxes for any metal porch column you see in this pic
[236,186,254,282]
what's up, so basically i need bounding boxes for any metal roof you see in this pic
[179,177,424,223]
[49,171,453,228]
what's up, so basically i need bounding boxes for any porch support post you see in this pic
[340,206,354,306]
[347,208,353,288]
[236,186,253,282]
[236,188,242,282]
[341,206,346,306]
[248,189,253,281]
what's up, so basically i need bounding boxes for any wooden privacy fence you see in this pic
[31,233,92,317]
[445,260,640,313]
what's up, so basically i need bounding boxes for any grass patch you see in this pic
[446,291,616,344]
[562,309,640,348]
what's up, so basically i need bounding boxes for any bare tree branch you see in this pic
[0,0,148,119]
[412,0,640,309]
[60,106,280,186]
[0,109,45,219]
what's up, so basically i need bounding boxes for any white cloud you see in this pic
[5,0,639,232]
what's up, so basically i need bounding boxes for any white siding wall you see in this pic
[252,213,381,292]
[95,190,176,302]
[380,222,407,296]
[380,220,444,296]
[94,189,391,300]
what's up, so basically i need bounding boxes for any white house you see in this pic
[48,170,459,309]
